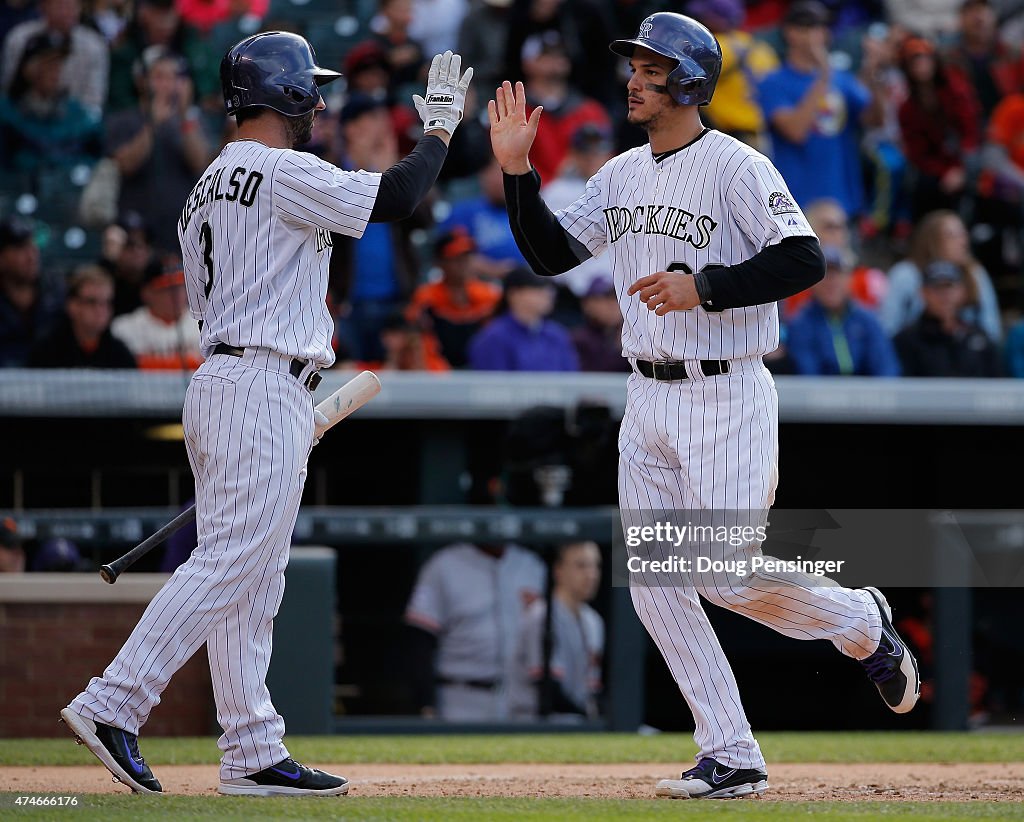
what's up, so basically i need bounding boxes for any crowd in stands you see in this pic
[2,0,1024,377]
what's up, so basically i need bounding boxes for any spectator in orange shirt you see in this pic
[981,92,1024,197]
[110,256,203,370]
[975,91,1024,299]
[408,227,501,368]
[372,309,450,372]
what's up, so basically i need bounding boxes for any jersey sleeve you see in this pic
[525,550,547,596]
[554,162,609,257]
[404,552,447,634]
[273,151,382,238]
[726,158,815,250]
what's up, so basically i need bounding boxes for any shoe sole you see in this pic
[218,782,349,797]
[59,708,160,795]
[864,587,921,714]
[656,779,769,799]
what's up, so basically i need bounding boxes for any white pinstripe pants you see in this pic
[71,352,314,779]
[618,359,881,771]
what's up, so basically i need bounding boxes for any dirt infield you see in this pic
[3,763,1022,801]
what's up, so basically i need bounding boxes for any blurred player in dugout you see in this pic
[510,540,605,721]
[404,540,546,720]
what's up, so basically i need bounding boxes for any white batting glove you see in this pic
[312,409,329,448]
[412,51,473,137]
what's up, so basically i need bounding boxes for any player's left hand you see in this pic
[312,409,329,448]
[412,50,474,137]
[628,271,701,315]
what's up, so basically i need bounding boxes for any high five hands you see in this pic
[413,51,474,139]
[487,80,542,176]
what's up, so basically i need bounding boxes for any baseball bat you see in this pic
[99,506,196,583]
[99,370,382,584]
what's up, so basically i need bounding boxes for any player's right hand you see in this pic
[412,51,473,138]
[487,80,541,176]
[628,271,701,315]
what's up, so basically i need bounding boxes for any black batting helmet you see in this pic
[610,13,723,106]
[221,31,342,117]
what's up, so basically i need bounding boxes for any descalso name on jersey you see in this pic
[179,165,264,232]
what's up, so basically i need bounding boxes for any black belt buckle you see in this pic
[651,359,676,381]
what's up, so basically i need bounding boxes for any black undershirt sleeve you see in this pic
[369,136,448,222]
[503,168,593,276]
[693,235,825,310]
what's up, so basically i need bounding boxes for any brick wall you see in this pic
[0,601,215,737]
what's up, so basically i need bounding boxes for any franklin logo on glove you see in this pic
[412,50,473,137]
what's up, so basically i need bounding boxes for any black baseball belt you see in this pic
[436,676,499,691]
[635,359,731,381]
[212,343,322,391]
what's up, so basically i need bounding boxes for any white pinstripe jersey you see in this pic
[178,140,381,368]
[555,129,816,360]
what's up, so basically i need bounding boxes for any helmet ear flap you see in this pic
[281,85,310,105]
[669,70,706,104]
[666,53,712,105]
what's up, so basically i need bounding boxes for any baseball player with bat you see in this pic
[488,12,919,799]
[98,370,382,585]
[60,32,472,796]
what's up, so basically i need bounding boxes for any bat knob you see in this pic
[99,565,117,584]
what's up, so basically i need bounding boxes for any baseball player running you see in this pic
[60,32,472,796]
[488,12,919,799]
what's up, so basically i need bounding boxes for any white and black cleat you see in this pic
[59,707,162,793]
[656,758,769,799]
[860,586,921,714]
[219,758,349,796]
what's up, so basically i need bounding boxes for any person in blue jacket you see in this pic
[786,245,901,376]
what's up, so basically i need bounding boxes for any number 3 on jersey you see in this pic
[199,221,215,298]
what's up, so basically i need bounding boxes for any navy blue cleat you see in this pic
[860,587,921,714]
[59,707,162,793]
[219,757,349,796]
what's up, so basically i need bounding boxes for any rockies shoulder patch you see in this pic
[768,191,797,215]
